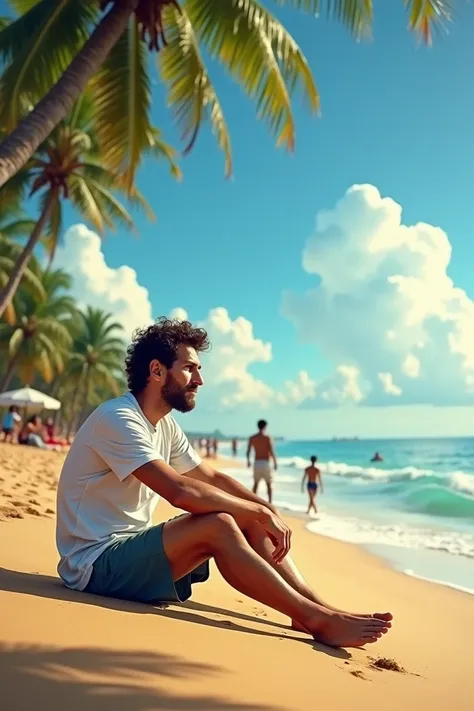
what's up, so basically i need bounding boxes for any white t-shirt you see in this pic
[56,392,201,591]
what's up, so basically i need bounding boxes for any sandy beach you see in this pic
[1,441,473,711]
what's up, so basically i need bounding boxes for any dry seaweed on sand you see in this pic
[369,657,406,673]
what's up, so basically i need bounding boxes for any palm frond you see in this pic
[185,0,319,153]
[92,361,122,394]
[273,1,372,36]
[36,319,72,349]
[35,344,55,382]
[8,326,23,355]
[146,126,182,181]
[68,174,105,233]
[0,217,36,238]
[3,301,16,325]
[404,0,452,43]
[0,0,100,130]
[90,15,153,191]
[0,166,33,213]
[72,169,135,231]
[160,4,232,176]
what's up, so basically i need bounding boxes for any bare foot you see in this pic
[292,610,392,633]
[303,610,390,648]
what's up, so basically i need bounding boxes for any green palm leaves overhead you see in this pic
[0,1,452,188]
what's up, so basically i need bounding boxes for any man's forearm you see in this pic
[174,474,267,522]
[213,471,277,513]
[135,461,268,524]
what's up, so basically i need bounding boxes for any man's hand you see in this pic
[254,509,292,564]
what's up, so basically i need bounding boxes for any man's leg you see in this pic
[243,521,392,626]
[162,512,390,648]
[252,470,260,496]
[266,482,273,504]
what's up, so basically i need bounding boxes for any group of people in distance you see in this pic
[246,418,323,515]
[1,407,67,449]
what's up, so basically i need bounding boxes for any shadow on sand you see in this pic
[0,643,282,710]
[0,567,350,661]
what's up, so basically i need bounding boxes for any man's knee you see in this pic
[204,512,241,540]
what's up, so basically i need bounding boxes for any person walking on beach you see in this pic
[246,420,277,504]
[1,406,21,443]
[56,317,392,649]
[302,456,323,515]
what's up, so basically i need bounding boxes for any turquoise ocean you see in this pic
[220,437,474,594]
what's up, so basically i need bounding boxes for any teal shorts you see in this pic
[85,520,210,604]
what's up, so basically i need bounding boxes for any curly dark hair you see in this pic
[125,317,210,394]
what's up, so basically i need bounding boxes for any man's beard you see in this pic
[162,372,197,413]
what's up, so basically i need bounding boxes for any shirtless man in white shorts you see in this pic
[247,420,277,503]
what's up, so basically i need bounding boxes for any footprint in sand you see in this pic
[29,499,40,506]
[350,670,368,681]
[45,508,55,514]
[0,506,24,519]
[24,505,42,517]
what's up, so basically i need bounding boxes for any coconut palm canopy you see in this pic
[0,1,452,187]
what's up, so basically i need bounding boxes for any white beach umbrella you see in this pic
[0,386,61,411]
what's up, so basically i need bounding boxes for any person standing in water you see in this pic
[247,420,277,503]
[302,456,323,515]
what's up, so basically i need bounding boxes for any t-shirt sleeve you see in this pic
[91,409,162,481]
[169,418,201,474]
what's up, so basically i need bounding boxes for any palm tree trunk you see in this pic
[78,364,92,429]
[0,190,57,318]
[0,349,21,391]
[0,0,138,188]
[65,370,84,439]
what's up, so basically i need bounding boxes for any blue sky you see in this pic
[8,2,474,438]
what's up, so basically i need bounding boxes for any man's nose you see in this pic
[194,371,204,386]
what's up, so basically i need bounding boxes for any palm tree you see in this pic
[0,92,173,318]
[65,306,125,434]
[0,210,45,324]
[0,267,76,391]
[0,1,452,188]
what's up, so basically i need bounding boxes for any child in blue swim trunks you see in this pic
[301,456,323,515]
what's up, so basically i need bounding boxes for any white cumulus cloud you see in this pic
[56,227,286,410]
[282,370,317,405]
[169,307,189,322]
[282,184,474,407]
[192,307,276,409]
[378,372,402,397]
[54,224,153,340]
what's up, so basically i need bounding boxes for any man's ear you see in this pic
[150,359,162,378]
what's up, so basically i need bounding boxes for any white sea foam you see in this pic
[403,570,474,596]
[306,514,474,558]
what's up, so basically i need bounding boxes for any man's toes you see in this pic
[374,612,393,621]
[366,619,387,630]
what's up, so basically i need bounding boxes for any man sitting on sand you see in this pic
[247,420,277,504]
[56,318,392,648]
